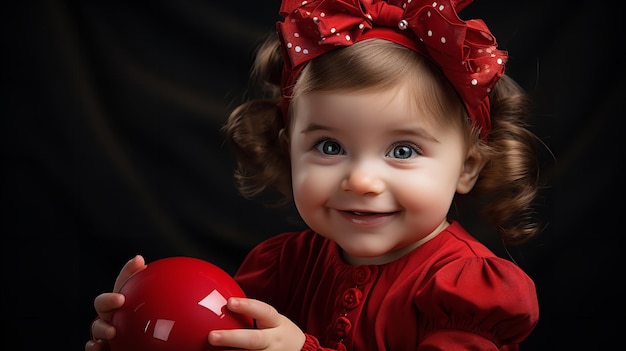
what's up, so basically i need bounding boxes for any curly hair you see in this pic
[223,33,541,245]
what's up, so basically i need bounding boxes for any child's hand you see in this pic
[85,255,147,351]
[208,297,306,351]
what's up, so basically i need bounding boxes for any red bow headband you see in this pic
[277,0,507,139]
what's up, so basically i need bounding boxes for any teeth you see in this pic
[352,211,369,216]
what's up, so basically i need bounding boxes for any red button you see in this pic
[352,266,371,285]
[334,316,352,337]
[342,288,363,310]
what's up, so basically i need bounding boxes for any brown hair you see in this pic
[224,34,541,245]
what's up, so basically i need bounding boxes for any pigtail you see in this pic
[473,75,541,244]
[223,34,293,204]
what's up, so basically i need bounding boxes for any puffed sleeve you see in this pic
[414,257,539,351]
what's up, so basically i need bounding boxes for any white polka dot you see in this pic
[440,37,446,43]
[487,88,492,93]
[432,2,437,7]
[294,33,300,38]
[359,23,364,29]
[471,79,478,86]
[497,58,503,64]
[301,1,307,5]
[345,35,351,41]
[313,17,318,23]
[427,10,432,17]
[427,30,433,37]
[320,12,325,17]
[439,5,444,11]
[287,42,293,48]
[303,49,309,54]
[295,46,302,53]
[330,27,336,33]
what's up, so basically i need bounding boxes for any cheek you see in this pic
[395,170,459,214]
[291,161,334,213]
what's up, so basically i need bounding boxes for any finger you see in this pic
[94,293,125,322]
[91,317,116,341]
[85,340,98,351]
[113,255,146,292]
[209,328,268,350]
[85,339,110,351]
[226,297,281,329]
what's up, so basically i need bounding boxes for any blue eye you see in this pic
[315,139,344,155]
[386,143,419,159]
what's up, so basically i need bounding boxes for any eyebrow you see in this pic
[300,123,333,133]
[390,127,440,143]
[300,123,440,143]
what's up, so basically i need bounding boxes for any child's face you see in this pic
[289,85,472,265]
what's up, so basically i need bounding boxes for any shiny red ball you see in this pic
[109,256,253,351]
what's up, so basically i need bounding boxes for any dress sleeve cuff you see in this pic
[302,333,344,351]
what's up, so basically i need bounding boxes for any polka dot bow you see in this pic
[277,0,508,139]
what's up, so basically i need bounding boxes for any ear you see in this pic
[457,149,486,194]
[279,127,291,154]
[279,127,289,145]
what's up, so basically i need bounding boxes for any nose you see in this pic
[340,162,385,195]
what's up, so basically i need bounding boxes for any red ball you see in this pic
[110,256,254,351]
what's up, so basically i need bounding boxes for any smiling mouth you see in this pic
[344,210,395,216]
[337,210,398,226]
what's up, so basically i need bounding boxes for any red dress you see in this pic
[234,220,539,351]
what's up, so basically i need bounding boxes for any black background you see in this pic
[3,1,623,350]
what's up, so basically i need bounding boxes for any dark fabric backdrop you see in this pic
[3,1,623,350]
